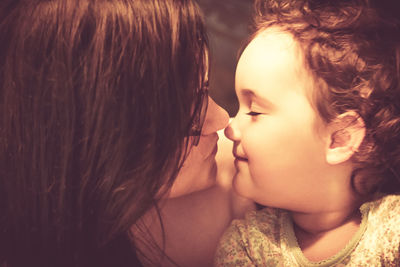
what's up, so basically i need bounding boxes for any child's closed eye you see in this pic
[246,111,263,116]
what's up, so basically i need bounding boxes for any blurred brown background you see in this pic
[196,0,254,116]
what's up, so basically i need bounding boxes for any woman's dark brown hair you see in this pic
[253,0,400,196]
[0,0,208,266]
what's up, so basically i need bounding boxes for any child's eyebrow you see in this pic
[241,88,274,108]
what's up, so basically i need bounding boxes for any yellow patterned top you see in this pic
[215,195,400,266]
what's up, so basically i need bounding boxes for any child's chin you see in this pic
[232,171,253,199]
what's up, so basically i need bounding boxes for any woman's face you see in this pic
[168,95,229,198]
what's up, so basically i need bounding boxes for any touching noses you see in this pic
[224,116,240,141]
[201,96,229,135]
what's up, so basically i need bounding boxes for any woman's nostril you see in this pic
[201,97,229,135]
[219,108,230,129]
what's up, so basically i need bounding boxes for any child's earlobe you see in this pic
[326,112,366,165]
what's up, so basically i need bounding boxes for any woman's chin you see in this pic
[168,159,218,198]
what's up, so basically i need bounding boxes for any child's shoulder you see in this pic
[222,207,284,250]
[362,194,400,238]
[215,207,285,266]
[364,194,400,221]
[238,206,282,231]
[355,194,400,265]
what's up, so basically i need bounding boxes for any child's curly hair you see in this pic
[254,0,400,196]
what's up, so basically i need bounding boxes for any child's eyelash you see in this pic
[246,111,262,116]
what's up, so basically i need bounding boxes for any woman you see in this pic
[133,106,254,266]
[0,0,253,266]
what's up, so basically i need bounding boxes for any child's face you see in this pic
[226,29,336,212]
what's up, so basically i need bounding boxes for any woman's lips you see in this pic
[206,144,218,159]
[204,133,219,158]
[211,144,218,156]
[195,133,219,158]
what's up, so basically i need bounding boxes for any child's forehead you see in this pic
[254,27,298,50]
[240,28,306,74]
[238,27,314,93]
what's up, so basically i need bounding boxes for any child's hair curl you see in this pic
[254,0,400,195]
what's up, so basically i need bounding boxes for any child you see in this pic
[215,0,400,266]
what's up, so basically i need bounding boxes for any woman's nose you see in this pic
[201,96,229,136]
[224,116,240,141]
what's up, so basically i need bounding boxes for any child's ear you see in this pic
[326,111,366,165]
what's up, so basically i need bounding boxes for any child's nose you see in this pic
[224,117,240,141]
[201,96,229,136]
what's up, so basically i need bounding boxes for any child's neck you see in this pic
[291,207,362,262]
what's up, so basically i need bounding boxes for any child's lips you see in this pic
[233,154,248,170]
[233,153,248,162]
[232,143,247,162]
